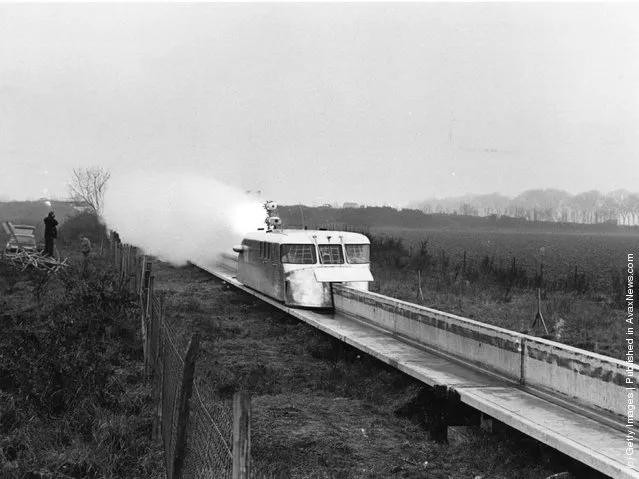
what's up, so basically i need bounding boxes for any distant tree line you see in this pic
[410,189,639,226]
[277,203,635,233]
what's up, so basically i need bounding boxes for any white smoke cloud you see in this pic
[102,171,266,266]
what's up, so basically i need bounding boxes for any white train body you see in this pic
[230,229,373,308]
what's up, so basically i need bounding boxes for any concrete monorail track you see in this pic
[194,260,638,479]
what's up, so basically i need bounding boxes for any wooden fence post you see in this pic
[126,245,131,283]
[144,275,155,378]
[141,262,152,375]
[122,245,126,279]
[153,294,165,441]
[119,244,124,278]
[232,391,251,479]
[124,245,129,283]
[131,249,137,294]
[128,246,134,289]
[140,256,149,301]
[136,250,142,295]
[142,261,152,311]
[416,270,425,302]
[173,333,201,479]
[134,248,140,294]
[127,247,134,294]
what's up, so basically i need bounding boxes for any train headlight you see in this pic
[267,216,281,226]
[265,201,278,211]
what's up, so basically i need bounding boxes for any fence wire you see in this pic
[181,384,234,479]
[113,237,255,479]
[161,325,185,479]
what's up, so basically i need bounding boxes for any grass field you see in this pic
[365,225,635,359]
[0,250,163,478]
[373,225,635,295]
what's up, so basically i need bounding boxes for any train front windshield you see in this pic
[317,244,370,264]
[280,243,370,265]
[318,245,344,264]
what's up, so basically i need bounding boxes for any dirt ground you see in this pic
[154,262,608,479]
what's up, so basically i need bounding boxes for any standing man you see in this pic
[44,211,58,257]
[80,237,92,258]
[80,236,91,275]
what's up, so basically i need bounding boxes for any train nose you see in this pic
[284,269,333,307]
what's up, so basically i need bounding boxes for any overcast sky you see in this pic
[1,3,638,206]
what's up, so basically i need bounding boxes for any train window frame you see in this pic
[345,244,370,264]
[318,244,344,265]
[280,244,317,264]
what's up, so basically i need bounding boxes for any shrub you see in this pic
[0,256,163,478]
[1,262,137,415]
[57,211,108,247]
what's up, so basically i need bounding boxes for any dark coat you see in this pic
[44,216,58,239]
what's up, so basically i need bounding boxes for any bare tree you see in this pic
[67,166,111,215]
[459,203,477,216]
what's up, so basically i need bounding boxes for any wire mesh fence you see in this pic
[181,384,234,479]
[161,323,186,478]
[110,233,258,479]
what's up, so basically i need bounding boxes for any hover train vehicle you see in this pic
[225,202,374,308]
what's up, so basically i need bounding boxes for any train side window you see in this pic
[281,244,317,264]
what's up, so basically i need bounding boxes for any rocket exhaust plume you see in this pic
[102,172,265,266]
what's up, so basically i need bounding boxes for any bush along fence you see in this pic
[110,233,263,479]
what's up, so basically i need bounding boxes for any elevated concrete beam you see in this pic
[333,284,639,427]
